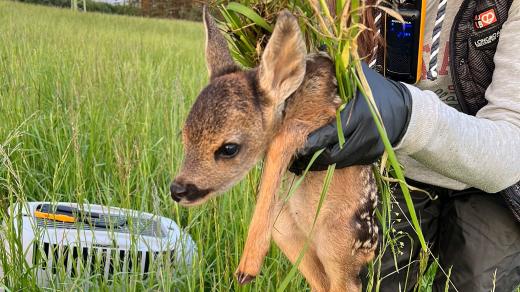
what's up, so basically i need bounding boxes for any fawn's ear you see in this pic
[258,10,306,108]
[203,6,237,80]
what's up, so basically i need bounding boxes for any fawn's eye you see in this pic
[216,143,240,159]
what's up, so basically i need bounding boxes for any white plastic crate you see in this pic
[0,202,196,287]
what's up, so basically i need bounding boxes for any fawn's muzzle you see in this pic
[170,182,187,201]
[170,181,211,203]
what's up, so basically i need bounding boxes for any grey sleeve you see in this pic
[394,0,520,193]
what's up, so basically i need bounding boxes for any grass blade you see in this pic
[354,61,427,251]
[226,2,273,32]
[277,164,336,292]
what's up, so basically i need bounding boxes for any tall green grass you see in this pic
[2,2,515,292]
[0,2,309,290]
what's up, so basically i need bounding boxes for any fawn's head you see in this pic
[171,9,307,206]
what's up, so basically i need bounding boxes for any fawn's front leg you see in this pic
[235,130,303,284]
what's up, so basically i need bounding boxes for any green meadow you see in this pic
[2,2,518,292]
[0,1,307,290]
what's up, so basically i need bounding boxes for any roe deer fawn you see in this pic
[171,8,378,291]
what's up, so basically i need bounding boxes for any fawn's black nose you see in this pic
[170,182,188,202]
[170,181,212,203]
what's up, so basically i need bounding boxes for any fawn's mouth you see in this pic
[176,196,211,207]
[171,187,213,207]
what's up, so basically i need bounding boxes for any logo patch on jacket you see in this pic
[472,30,501,49]
[474,7,499,29]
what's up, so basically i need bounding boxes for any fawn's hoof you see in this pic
[236,271,255,285]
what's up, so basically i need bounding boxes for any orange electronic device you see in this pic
[383,0,427,84]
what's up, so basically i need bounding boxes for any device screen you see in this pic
[385,11,420,84]
[388,21,414,41]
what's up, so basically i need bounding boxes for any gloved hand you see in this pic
[290,62,413,174]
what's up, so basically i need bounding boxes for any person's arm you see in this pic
[291,1,520,193]
[394,1,520,193]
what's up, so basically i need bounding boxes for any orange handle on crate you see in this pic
[34,210,76,223]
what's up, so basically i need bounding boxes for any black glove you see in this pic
[290,62,413,174]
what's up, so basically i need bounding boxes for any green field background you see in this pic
[3,2,518,292]
[0,1,309,290]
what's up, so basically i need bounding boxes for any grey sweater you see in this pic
[394,0,520,193]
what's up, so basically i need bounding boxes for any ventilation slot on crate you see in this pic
[32,242,170,278]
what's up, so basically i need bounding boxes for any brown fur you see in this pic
[172,8,378,291]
